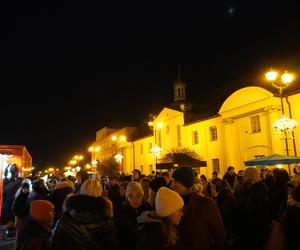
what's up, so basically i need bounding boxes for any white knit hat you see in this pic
[155,187,184,217]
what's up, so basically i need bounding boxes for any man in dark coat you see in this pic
[171,167,226,250]
[50,179,116,250]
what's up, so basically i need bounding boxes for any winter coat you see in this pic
[231,181,271,250]
[19,218,51,250]
[114,200,152,250]
[50,194,116,250]
[12,191,29,217]
[178,192,226,250]
[136,210,184,250]
[49,186,74,225]
[281,198,300,250]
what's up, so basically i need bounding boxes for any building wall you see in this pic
[92,87,300,176]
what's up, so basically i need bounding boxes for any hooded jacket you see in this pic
[50,194,115,250]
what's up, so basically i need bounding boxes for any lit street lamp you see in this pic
[150,145,162,169]
[266,69,298,173]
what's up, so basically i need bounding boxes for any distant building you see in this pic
[90,71,300,176]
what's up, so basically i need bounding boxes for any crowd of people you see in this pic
[1,165,300,250]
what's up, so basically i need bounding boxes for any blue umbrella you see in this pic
[244,154,300,166]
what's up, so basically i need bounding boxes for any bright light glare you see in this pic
[281,71,294,84]
[265,70,277,81]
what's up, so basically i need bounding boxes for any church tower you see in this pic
[173,64,186,102]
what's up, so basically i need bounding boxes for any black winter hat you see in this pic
[149,177,167,192]
[172,167,195,188]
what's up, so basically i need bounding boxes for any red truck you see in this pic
[0,145,32,219]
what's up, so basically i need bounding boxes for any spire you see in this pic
[173,64,186,102]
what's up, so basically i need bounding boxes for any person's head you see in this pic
[76,170,89,185]
[227,166,235,175]
[237,170,244,176]
[149,177,167,207]
[106,175,117,187]
[140,177,151,198]
[243,167,260,185]
[21,182,30,193]
[155,187,184,225]
[126,181,144,208]
[80,179,102,197]
[273,168,290,185]
[119,181,129,197]
[132,169,141,181]
[30,200,55,231]
[212,171,218,178]
[171,167,195,195]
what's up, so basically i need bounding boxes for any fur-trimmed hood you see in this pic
[65,194,113,223]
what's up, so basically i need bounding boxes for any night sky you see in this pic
[1,2,300,169]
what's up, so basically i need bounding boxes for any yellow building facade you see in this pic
[91,86,300,176]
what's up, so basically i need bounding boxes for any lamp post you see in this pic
[111,135,126,173]
[266,69,298,174]
[150,145,162,170]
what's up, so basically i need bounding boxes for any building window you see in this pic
[191,130,199,145]
[212,158,220,173]
[140,145,143,155]
[166,125,169,135]
[177,125,182,147]
[209,126,218,141]
[250,115,261,133]
[148,142,152,153]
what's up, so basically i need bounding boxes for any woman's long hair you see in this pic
[161,216,178,246]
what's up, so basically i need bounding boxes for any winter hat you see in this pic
[172,167,195,188]
[80,179,103,197]
[149,177,167,193]
[30,200,54,222]
[155,187,184,217]
[126,181,144,197]
[54,181,74,190]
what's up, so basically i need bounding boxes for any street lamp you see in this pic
[150,145,162,169]
[114,153,124,173]
[266,69,297,173]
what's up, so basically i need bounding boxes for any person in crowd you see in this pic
[49,181,74,225]
[148,177,167,208]
[211,171,222,192]
[223,166,236,189]
[19,200,54,250]
[231,167,271,250]
[113,180,128,214]
[74,170,89,193]
[1,178,18,225]
[12,182,30,250]
[171,167,226,250]
[50,179,115,250]
[281,184,300,250]
[200,174,210,196]
[161,171,172,188]
[132,169,142,182]
[105,174,120,217]
[115,181,151,249]
[269,168,290,221]
[233,169,244,193]
[136,187,184,250]
[140,177,151,202]
[26,179,50,214]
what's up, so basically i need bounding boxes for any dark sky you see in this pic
[1,2,300,169]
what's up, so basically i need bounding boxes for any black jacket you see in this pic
[115,201,151,250]
[50,194,116,250]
